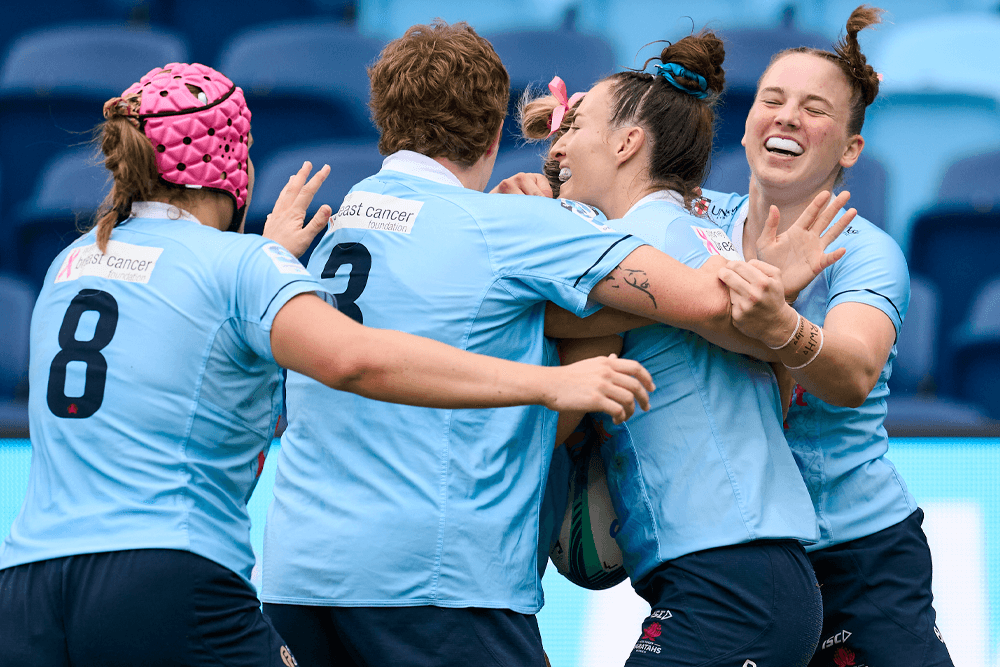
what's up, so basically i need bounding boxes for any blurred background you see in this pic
[0,0,998,664]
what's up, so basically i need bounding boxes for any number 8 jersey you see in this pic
[0,202,326,586]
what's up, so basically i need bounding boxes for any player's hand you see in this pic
[754,190,855,302]
[490,172,554,197]
[263,161,332,258]
[718,259,799,347]
[545,354,654,424]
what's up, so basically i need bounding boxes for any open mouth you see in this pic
[765,137,804,157]
[559,167,572,182]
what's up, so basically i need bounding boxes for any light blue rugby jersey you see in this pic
[0,202,325,585]
[263,151,645,613]
[702,189,916,550]
[580,192,817,581]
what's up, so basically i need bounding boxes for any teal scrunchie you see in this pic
[654,62,709,99]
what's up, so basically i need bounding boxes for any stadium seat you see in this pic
[573,0,801,71]
[12,147,108,287]
[0,1,112,68]
[356,0,567,39]
[0,273,36,438]
[867,12,1000,103]
[712,24,830,149]
[936,149,1000,214]
[951,277,1000,420]
[217,22,384,166]
[0,23,188,221]
[246,141,385,264]
[908,208,1000,394]
[485,28,616,148]
[862,92,1000,245]
[486,145,550,192]
[162,0,321,65]
[890,275,939,395]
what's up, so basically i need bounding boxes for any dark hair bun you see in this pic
[658,30,726,94]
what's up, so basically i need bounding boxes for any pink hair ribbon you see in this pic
[547,76,584,137]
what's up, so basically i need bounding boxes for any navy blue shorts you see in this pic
[808,509,954,667]
[0,549,297,667]
[626,539,822,667]
[263,602,546,667]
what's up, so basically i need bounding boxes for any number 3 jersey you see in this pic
[264,150,645,614]
[0,202,325,585]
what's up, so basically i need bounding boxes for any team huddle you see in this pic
[0,4,955,667]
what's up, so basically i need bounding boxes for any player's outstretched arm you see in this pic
[262,161,333,258]
[270,294,654,423]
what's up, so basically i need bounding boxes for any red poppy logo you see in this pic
[641,622,662,641]
[834,647,856,667]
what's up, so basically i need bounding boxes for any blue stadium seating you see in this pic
[356,0,567,39]
[486,28,616,148]
[0,273,36,437]
[246,141,385,264]
[867,12,1000,104]
[573,0,804,70]
[951,277,1000,420]
[861,92,1000,245]
[908,208,1000,394]
[936,149,1000,213]
[217,22,384,166]
[890,275,939,395]
[0,23,188,222]
[162,0,324,65]
[12,147,108,287]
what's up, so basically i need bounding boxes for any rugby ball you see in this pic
[549,422,628,590]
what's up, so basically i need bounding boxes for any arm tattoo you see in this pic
[603,265,657,308]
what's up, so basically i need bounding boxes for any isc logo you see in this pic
[821,630,852,649]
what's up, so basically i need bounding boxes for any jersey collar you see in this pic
[381,151,464,188]
[623,189,684,217]
[130,201,201,224]
[728,200,750,260]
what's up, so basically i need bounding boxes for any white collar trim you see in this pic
[624,189,685,217]
[730,201,750,260]
[381,150,465,188]
[130,201,201,224]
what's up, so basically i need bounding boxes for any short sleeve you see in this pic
[232,240,330,361]
[825,223,909,336]
[485,198,646,317]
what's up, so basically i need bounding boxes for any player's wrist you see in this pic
[762,305,801,349]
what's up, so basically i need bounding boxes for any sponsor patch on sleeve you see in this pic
[262,243,312,276]
[54,240,163,284]
[691,226,741,260]
[559,198,615,232]
[330,191,423,234]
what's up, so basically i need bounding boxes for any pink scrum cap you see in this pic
[118,63,252,213]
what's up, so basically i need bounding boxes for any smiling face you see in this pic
[743,52,863,200]
[548,80,624,211]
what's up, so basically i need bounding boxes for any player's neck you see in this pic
[149,193,234,231]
